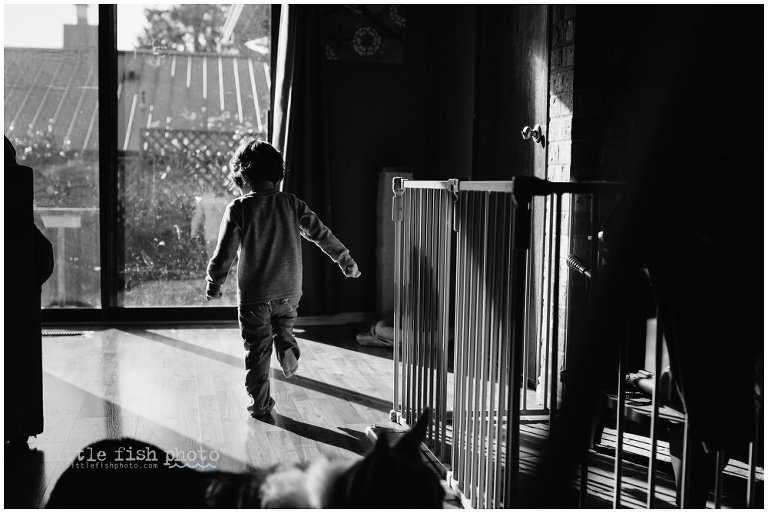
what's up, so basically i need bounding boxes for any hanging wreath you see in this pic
[352,26,381,57]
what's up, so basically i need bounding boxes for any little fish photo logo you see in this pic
[163,446,220,470]
[66,444,219,471]
[69,444,160,470]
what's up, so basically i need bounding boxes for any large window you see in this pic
[117,4,271,307]
[4,4,272,314]
[4,4,101,308]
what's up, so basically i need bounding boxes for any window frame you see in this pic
[41,4,279,325]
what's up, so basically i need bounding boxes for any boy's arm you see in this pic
[205,202,240,298]
[296,199,360,277]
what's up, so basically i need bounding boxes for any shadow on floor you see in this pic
[131,329,392,413]
[4,443,46,508]
[254,413,366,455]
[296,324,393,361]
[7,373,254,508]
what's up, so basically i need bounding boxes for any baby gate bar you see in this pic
[390,179,455,464]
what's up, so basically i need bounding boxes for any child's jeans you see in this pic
[238,297,300,416]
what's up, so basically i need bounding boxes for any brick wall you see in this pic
[536,6,576,406]
[549,6,640,180]
[549,6,638,180]
[547,5,576,183]
[540,6,644,405]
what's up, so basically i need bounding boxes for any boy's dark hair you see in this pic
[228,138,285,188]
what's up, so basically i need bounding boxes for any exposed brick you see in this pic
[562,45,575,66]
[549,141,572,165]
[546,7,646,381]
[548,141,559,165]
[564,18,576,43]
[548,116,572,142]
[550,47,562,69]
[551,22,564,47]
[548,164,570,181]
[550,92,574,117]
[551,20,575,48]
[549,69,574,94]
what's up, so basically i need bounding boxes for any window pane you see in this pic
[116,4,270,307]
[4,4,101,308]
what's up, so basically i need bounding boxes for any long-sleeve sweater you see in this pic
[205,190,351,305]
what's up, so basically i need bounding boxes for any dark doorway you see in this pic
[472,5,549,181]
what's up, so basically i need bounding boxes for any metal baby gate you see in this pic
[388,177,763,508]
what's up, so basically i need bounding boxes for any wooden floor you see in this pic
[7,325,762,509]
[5,324,395,508]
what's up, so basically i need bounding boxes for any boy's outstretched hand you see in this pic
[206,283,223,301]
[341,258,362,278]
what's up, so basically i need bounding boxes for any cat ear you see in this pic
[372,431,391,458]
[395,409,429,452]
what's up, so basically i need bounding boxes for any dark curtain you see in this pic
[271,5,338,315]
[5,137,54,442]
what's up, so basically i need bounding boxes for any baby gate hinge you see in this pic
[392,176,405,223]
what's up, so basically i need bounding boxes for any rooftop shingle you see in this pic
[4,47,270,153]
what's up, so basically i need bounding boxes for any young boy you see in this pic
[205,138,360,418]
